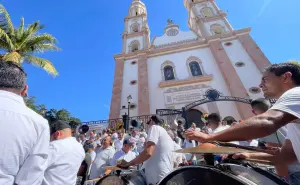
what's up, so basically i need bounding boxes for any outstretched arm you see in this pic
[186,110,296,143]
[129,141,155,166]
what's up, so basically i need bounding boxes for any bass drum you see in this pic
[220,163,288,185]
[95,171,146,185]
[158,166,255,185]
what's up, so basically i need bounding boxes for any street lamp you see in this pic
[121,95,132,132]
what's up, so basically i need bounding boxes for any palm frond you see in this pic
[0,38,10,50]
[21,43,60,53]
[0,4,14,35]
[0,27,14,50]
[19,33,57,49]
[25,55,58,76]
[17,21,44,49]
[16,17,24,40]
[2,51,22,63]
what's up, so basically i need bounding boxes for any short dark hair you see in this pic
[0,61,27,90]
[207,113,221,123]
[251,98,271,112]
[147,115,164,125]
[265,62,300,86]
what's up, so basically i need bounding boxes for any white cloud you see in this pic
[257,0,273,18]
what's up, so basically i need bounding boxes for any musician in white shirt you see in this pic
[42,120,85,185]
[89,136,115,179]
[114,129,125,152]
[103,139,137,176]
[0,61,50,185]
[119,115,174,185]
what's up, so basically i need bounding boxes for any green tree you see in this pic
[0,4,60,76]
[24,96,81,128]
[69,117,81,129]
[24,96,39,112]
[288,60,300,67]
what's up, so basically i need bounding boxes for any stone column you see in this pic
[138,54,150,116]
[209,40,253,119]
[238,34,271,72]
[109,59,124,119]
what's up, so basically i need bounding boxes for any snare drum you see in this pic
[158,165,288,185]
[95,171,146,185]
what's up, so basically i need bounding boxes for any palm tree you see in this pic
[0,4,59,76]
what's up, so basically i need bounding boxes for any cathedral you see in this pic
[109,0,271,126]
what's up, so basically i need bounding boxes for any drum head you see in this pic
[95,175,126,185]
[221,164,288,185]
[158,166,251,185]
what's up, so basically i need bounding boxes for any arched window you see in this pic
[163,66,175,81]
[189,61,202,76]
[129,40,140,52]
[201,7,214,17]
[186,56,205,77]
[131,23,139,33]
[210,24,225,35]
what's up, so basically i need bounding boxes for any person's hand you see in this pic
[185,130,210,143]
[232,153,250,160]
[117,160,131,169]
[220,154,229,160]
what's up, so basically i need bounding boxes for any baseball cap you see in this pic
[146,115,163,125]
[50,120,71,135]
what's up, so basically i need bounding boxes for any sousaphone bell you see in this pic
[78,125,89,134]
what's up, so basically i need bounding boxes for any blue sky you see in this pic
[2,0,300,122]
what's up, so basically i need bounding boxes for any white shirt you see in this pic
[137,137,146,153]
[270,87,300,162]
[112,133,118,140]
[259,127,287,145]
[213,125,239,145]
[42,137,85,185]
[90,151,96,162]
[114,138,124,152]
[0,90,50,185]
[239,140,259,147]
[144,125,174,185]
[109,149,137,166]
[183,140,196,161]
[89,146,115,179]
[173,142,185,168]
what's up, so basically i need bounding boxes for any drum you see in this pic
[157,165,288,185]
[158,166,252,185]
[95,171,146,185]
[84,178,101,185]
[220,163,288,185]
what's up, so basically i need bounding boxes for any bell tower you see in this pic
[122,0,150,54]
[184,0,233,38]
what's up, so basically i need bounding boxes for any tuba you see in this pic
[78,125,89,134]
[173,117,186,128]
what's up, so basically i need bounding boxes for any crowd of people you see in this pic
[1,60,300,185]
